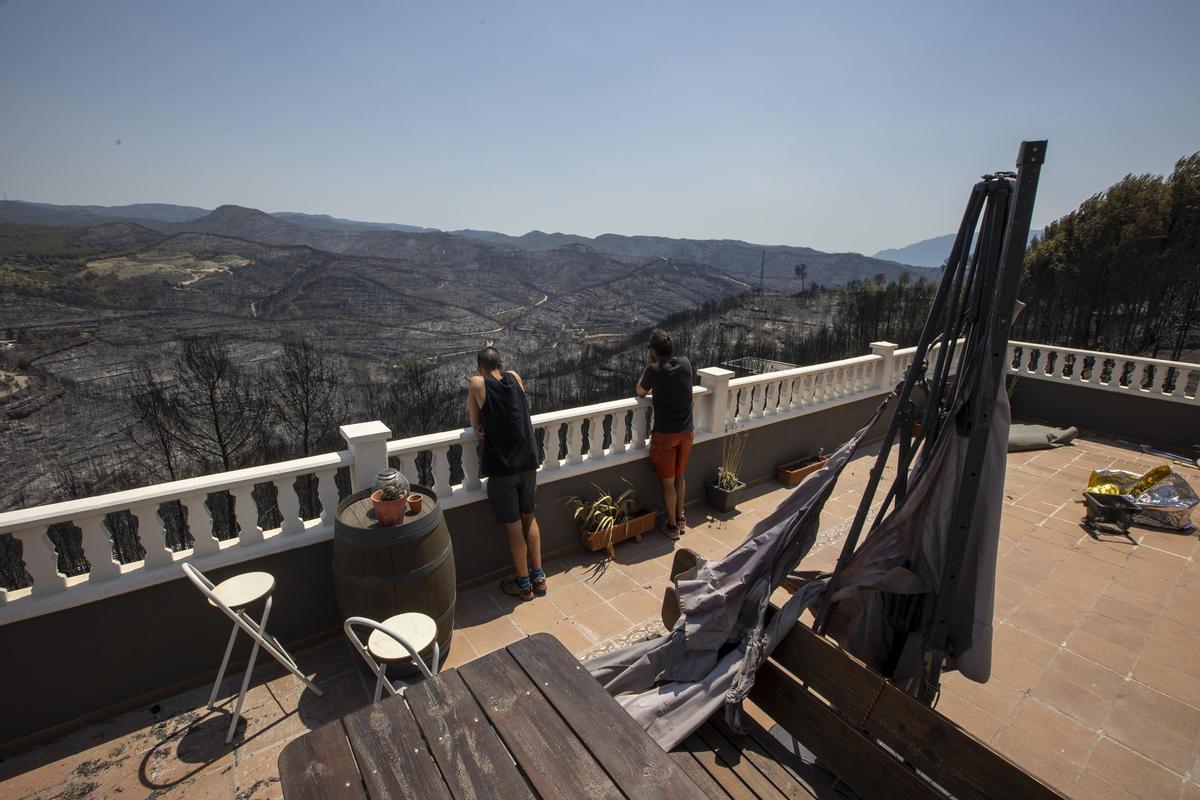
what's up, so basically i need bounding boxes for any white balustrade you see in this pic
[132,503,172,569]
[1007,341,1198,404]
[273,478,304,535]
[315,468,341,527]
[4,338,1191,625]
[17,528,66,596]
[79,514,120,582]
[231,485,263,546]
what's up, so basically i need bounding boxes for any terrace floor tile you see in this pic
[3,430,1196,799]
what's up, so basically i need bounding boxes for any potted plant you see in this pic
[777,447,828,487]
[707,428,748,512]
[568,481,657,556]
[370,483,409,526]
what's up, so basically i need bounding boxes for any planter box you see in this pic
[581,507,657,552]
[776,455,830,487]
[706,480,746,513]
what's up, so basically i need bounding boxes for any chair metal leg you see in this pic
[373,668,387,704]
[209,621,239,709]
[225,598,270,744]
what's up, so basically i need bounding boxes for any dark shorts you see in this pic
[487,469,537,524]
[649,431,694,479]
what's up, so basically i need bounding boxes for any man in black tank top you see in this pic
[467,346,545,602]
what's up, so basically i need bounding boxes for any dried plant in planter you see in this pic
[567,480,651,556]
[716,428,749,491]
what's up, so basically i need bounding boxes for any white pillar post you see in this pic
[870,341,899,390]
[697,367,734,433]
[339,421,393,492]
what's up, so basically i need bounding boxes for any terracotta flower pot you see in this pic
[776,455,830,487]
[370,490,408,527]
[407,492,423,514]
[580,507,657,552]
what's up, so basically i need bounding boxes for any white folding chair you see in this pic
[181,562,323,743]
[344,613,440,703]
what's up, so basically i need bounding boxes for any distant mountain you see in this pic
[272,212,434,234]
[2,200,933,289]
[874,229,1044,268]
[455,228,927,290]
[0,200,209,230]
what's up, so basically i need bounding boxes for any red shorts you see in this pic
[649,431,694,479]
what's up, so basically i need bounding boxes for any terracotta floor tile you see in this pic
[233,738,287,799]
[1131,656,1200,710]
[1102,701,1196,775]
[1084,737,1185,800]
[498,595,560,635]
[573,602,634,642]
[1114,681,1200,741]
[542,619,596,656]
[546,579,605,616]
[1071,769,1140,800]
[988,643,1047,692]
[1076,609,1154,654]
[1008,696,1101,766]
[608,587,663,624]
[440,635,479,671]
[1007,592,1079,644]
[453,588,502,626]
[991,725,1080,795]
[1029,670,1114,729]
[940,674,1024,722]
[459,616,522,657]
[1135,529,1198,559]
[992,621,1061,665]
[930,690,1005,743]
[581,568,640,600]
[1046,649,1127,697]
[1064,629,1139,675]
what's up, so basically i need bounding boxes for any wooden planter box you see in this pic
[776,455,830,487]
[581,506,657,552]
[706,480,746,513]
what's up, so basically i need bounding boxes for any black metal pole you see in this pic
[916,140,1046,703]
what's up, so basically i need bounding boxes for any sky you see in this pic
[1,1,1197,255]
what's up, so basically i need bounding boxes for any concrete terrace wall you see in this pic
[0,394,887,750]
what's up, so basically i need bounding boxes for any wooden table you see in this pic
[278,632,708,799]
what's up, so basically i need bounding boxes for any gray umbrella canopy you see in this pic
[585,378,1007,750]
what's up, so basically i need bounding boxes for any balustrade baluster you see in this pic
[78,514,120,581]
[315,468,340,527]
[539,426,561,470]
[460,440,482,490]
[17,527,67,595]
[632,407,649,448]
[184,494,219,556]
[431,447,453,496]
[588,415,607,460]
[398,453,419,486]
[273,478,303,535]
[748,386,761,419]
[609,412,628,454]
[1136,362,1153,393]
[231,485,263,544]
[566,420,584,464]
[132,503,171,569]
[762,382,775,416]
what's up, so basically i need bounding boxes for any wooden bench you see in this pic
[670,621,1067,800]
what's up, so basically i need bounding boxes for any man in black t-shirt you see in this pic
[636,329,694,540]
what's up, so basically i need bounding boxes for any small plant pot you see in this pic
[370,490,408,527]
[776,455,830,487]
[581,506,657,552]
[706,480,746,513]
[407,493,423,514]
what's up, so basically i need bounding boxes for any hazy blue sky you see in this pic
[2,1,1197,253]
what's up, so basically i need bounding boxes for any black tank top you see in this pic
[480,372,539,477]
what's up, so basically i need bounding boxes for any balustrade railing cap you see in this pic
[697,366,735,379]
[339,421,392,442]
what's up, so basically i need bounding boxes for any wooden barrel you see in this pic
[332,485,455,662]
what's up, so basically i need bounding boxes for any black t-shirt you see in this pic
[640,356,694,433]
